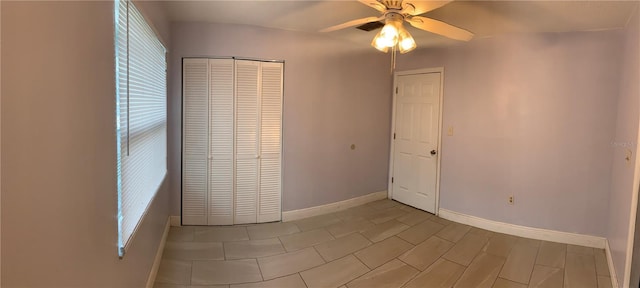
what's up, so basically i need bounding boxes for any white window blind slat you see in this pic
[115,0,167,257]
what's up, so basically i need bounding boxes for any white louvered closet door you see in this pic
[208,59,234,225]
[258,62,283,222]
[234,60,260,224]
[182,58,209,225]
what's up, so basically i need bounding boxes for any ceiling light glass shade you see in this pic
[377,22,399,47]
[371,30,390,52]
[398,28,416,54]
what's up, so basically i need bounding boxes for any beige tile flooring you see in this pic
[154,199,611,288]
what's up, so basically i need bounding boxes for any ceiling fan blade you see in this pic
[358,0,387,13]
[403,1,453,15]
[406,16,473,41]
[319,16,385,33]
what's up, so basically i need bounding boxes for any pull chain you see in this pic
[390,46,397,74]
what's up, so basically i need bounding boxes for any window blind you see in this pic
[115,0,167,257]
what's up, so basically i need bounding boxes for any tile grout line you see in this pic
[526,238,543,286]
[297,272,310,288]
[254,256,265,282]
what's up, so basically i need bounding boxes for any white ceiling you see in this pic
[160,0,639,48]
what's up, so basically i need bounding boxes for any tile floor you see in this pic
[154,199,612,288]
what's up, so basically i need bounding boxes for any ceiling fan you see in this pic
[320,0,474,54]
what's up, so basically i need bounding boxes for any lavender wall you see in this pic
[1,1,171,286]
[397,30,624,237]
[168,23,392,215]
[611,6,640,287]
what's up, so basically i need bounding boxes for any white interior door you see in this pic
[391,72,442,214]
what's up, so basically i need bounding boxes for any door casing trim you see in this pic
[388,67,445,215]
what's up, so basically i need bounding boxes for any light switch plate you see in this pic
[447,127,454,136]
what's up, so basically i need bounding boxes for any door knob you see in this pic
[430,150,437,155]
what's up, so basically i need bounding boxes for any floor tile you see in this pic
[483,233,518,258]
[155,284,230,288]
[443,233,490,266]
[399,236,454,271]
[436,223,472,243]
[403,258,465,288]
[155,260,192,285]
[397,204,422,213]
[224,238,285,260]
[162,241,224,261]
[431,217,454,226]
[454,253,505,288]
[516,237,541,248]
[247,222,300,240]
[493,278,527,288]
[499,243,539,284]
[279,228,334,252]
[192,259,262,285]
[300,255,370,288]
[257,247,325,280]
[396,220,445,245]
[396,211,432,226]
[326,218,374,238]
[194,226,249,242]
[594,249,610,276]
[354,236,413,269]
[167,226,195,242]
[153,283,187,288]
[360,219,409,242]
[564,252,597,288]
[529,265,563,288]
[335,206,376,222]
[155,202,603,288]
[292,214,342,231]
[567,244,594,255]
[597,276,612,288]
[536,241,566,268]
[230,274,306,288]
[366,199,399,210]
[314,233,372,262]
[469,227,495,238]
[368,207,407,224]
[346,259,419,288]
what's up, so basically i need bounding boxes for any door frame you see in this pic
[388,67,445,215]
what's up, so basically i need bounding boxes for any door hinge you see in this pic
[393,133,396,140]
[391,177,394,183]
[395,87,398,94]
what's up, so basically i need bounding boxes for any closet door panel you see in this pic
[235,159,258,224]
[182,58,209,225]
[234,60,260,224]
[208,59,235,225]
[259,62,283,222]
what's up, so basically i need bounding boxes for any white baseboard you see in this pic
[170,215,181,227]
[605,240,620,288]
[438,209,606,249]
[282,191,388,222]
[146,217,171,288]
